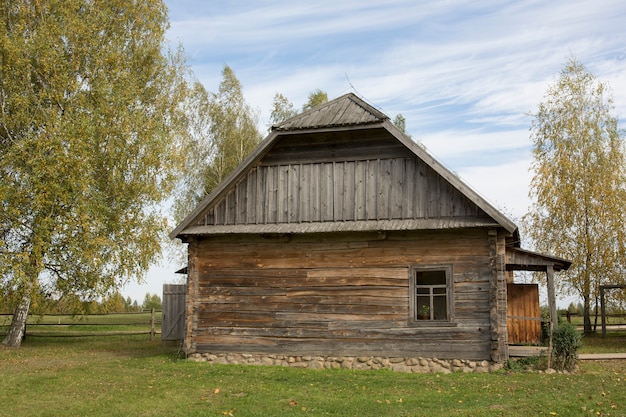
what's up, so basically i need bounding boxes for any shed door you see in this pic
[507,284,541,345]
[161,284,186,341]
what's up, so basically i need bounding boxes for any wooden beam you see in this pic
[601,285,607,338]
[546,265,557,330]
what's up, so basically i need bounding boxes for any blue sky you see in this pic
[124,0,626,304]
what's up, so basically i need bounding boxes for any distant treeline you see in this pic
[0,290,162,315]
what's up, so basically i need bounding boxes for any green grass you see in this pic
[2,335,626,417]
[580,331,626,353]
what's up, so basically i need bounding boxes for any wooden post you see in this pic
[546,266,558,331]
[600,286,606,338]
[150,308,155,341]
[546,265,557,368]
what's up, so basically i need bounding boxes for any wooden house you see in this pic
[171,93,570,369]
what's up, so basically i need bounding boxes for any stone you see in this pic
[290,362,308,368]
[261,357,274,366]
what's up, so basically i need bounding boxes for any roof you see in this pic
[170,93,518,239]
[271,93,387,131]
[505,247,572,272]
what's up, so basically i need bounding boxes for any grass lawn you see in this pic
[2,335,626,417]
[580,332,626,354]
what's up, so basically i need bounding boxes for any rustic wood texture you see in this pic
[272,93,386,131]
[198,130,491,228]
[506,283,541,344]
[161,284,186,341]
[186,229,497,360]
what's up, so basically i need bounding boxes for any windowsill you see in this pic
[408,320,458,327]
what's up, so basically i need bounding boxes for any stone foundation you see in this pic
[187,352,504,373]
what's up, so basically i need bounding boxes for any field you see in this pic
[1,316,626,416]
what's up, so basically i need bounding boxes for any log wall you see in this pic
[185,228,500,361]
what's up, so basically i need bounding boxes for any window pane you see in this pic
[416,297,430,319]
[433,296,447,320]
[416,270,446,285]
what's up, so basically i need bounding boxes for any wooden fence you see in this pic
[0,310,161,340]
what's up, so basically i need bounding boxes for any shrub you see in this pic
[551,322,582,371]
[506,355,548,372]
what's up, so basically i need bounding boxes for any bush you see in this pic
[551,322,582,371]
[506,355,549,372]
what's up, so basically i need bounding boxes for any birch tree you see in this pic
[524,58,626,334]
[302,89,328,111]
[202,65,262,195]
[269,92,298,127]
[0,0,188,347]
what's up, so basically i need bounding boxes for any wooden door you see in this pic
[507,284,541,344]
[161,284,186,341]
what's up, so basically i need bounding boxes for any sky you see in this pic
[122,0,626,306]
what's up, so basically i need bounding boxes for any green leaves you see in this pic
[0,0,189,332]
[524,57,626,332]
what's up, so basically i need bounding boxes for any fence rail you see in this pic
[0,310,162,340]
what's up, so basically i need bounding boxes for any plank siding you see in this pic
[188,229,494,360]
[197,129,494,229]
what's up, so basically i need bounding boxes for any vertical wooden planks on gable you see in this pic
[391,158,405,219]
[333,162,345,221]
[300,164,310,222]
[366,159,378,220]
[277,165,289,223]
[255,166,266,224]
[343,161,356,221]
[427,168,439,218]
[266,165,278,223]
[288,164,301,224]
[415,159,427,219]
[310,163,321,222]
[246,168,257,224]
[321,162,334,221]
[403,158,416,219]
[354,160,367,220]
[378,159,391,220]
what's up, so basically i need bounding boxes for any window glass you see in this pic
[412,267,451,322]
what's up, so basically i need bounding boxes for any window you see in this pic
[410,265,453,322]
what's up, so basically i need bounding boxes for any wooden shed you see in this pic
[170,93,570,368]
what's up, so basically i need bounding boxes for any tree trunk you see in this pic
[583,294,593,334]
[2,290,32,348]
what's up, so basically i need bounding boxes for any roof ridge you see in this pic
[271,92,387,131]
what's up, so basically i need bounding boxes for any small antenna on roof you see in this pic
[345,73,362,97]
[345,73,388,115]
